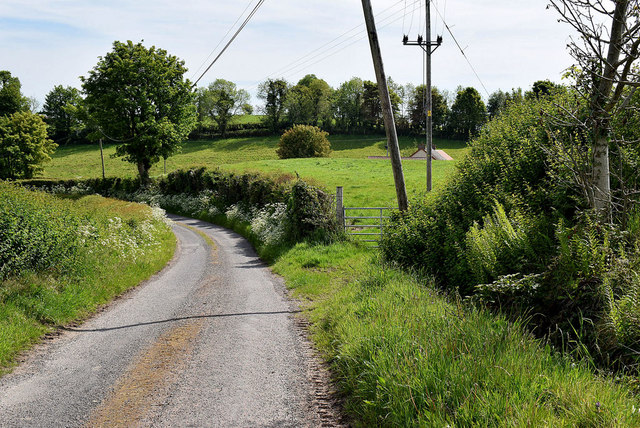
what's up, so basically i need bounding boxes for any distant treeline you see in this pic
[35,73,562,144]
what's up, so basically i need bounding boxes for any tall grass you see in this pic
[273,242,640,426]
[0,183,175,373]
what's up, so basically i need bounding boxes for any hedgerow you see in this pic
[380,92,640,372]
[24,167,340,250]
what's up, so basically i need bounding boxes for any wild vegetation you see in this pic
[4,2,639,423]
[0,182,175,373]
[381,87,640,372]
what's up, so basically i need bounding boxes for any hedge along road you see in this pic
[0,215,341,427]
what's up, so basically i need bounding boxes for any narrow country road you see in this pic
[0,215,341,427]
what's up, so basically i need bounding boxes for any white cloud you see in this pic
[0,0,576,104]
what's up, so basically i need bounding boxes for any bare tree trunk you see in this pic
[590,0,628,213]
[593,133,611,211]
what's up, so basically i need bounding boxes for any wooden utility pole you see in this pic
[403,0,442,191]
[425,1,433,192]
[361,0,409,211]
[99,138,105,179]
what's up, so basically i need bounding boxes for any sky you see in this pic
[0,0,578,108]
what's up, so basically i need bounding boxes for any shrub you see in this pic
[276,124,331,159]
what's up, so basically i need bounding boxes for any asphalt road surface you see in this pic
[0,215,341,427]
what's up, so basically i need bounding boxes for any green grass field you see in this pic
[43,135,467,208]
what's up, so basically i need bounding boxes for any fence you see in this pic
[336,187,394,246]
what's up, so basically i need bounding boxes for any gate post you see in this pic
[336,186,344,230]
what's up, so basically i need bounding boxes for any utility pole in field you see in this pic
[361,0,409,211]
[403,0,442,191]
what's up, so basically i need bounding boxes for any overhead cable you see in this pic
[432,2,490,97]
[193,0,266,87]
[190,0,255,81]
[257,0,422,85]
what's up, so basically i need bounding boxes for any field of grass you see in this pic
[0,184,175,374]
[43,135,467,207]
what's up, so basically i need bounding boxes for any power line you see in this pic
[432,2,490,97]
[193,0,266,87]
[190,0,255,81]
[263,0,412,81]
[246,0,422,89]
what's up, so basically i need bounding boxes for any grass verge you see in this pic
[273,241,640,426]
[0,185,175,375]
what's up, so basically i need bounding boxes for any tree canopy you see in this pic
[449,87,487,139]
[42,85,84,145]
[258,78,289,133]
[0,71,27,117]
[197,79,249,138]
[81,40,196,182]
[0,111,56,179]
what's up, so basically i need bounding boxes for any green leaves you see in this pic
[82,40,196,182]
[0,111,56,179]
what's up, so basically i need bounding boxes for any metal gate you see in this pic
[342,207,393,246]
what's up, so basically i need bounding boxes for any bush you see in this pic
[276,124,331,159]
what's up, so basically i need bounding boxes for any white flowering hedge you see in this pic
[23,167,340,250]
[0,182,171,280]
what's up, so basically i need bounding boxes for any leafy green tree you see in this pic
[81,41,196,183]
[361,80,382,129]
[487,90,507,119]
[258,78,290,133]
[0,111,56,179]
[0,71,27,117]
[409,85,449,134]
[198,79,249,137]
[285,84,315,125]
[448,87,487,139]
[549,0,640,212]
[505,88,524,105]
[42,85,84,145]
[527,80,561,99]
[331,77,364,133]
[276,124,331,159]
[285,75,333,127]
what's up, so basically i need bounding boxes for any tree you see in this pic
[0,111,56,179]
[331,77,364,133]
[286,75,333,127]
[487,89,507,119]
[361,80,383,129]
[526,79,562,99]
[448,87,487,139]
[285,84,315,125]
[549,0,640,213]
[199,79,249,137]
[258,78,289,133]
[0,71,27,117]
[409,85,449,134]
[41,85,84,145]
[81,41,196,183]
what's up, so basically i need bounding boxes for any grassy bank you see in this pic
[273,241,640,426]
[0,183,175,374]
